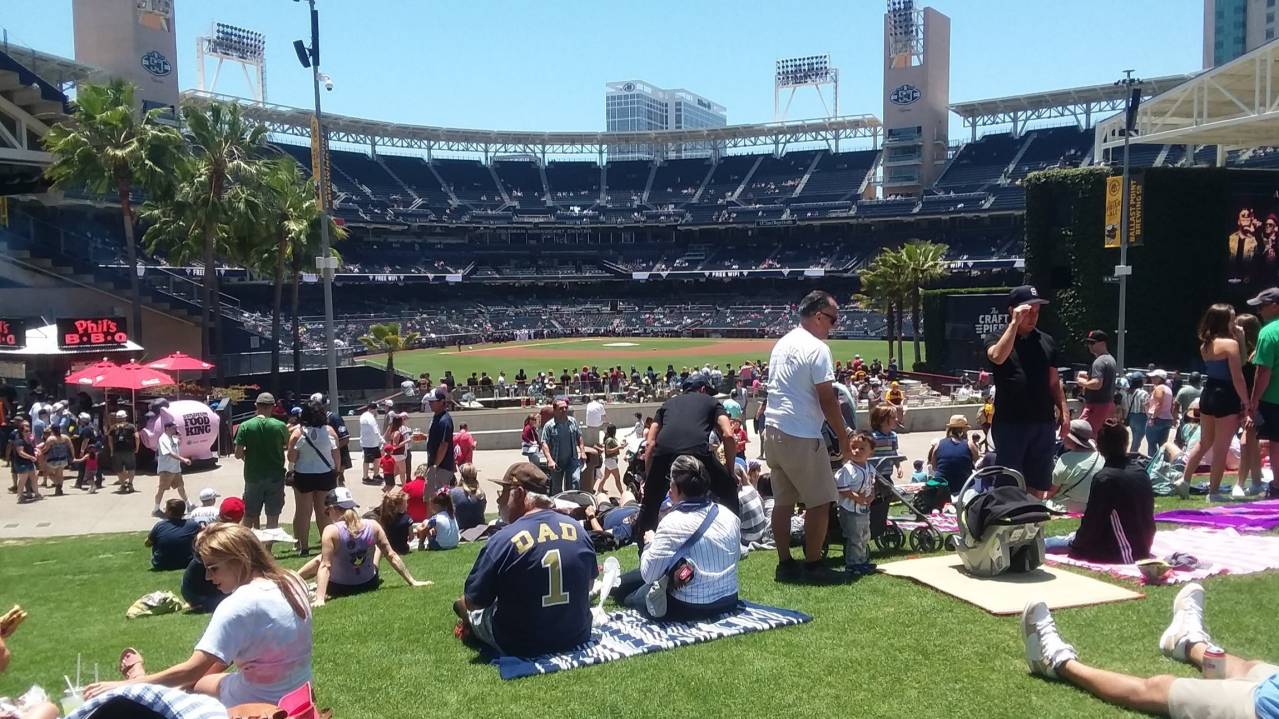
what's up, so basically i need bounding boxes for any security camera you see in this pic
[319,73,333,91]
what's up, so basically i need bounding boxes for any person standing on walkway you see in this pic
[985,285,1070,499]
[424,388,456,494]
[540,399,585,494]
[358,403,383,484]
[1076,330,1117,435]
[1179,304,1251,500]
[233,393,289,530]
[763,290,851,585]
[1144,370,1176,455]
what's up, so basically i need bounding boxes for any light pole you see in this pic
[1115,69,1142,370]
[295,0,340,416]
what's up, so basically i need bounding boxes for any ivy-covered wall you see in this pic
[1024,166,1234,368]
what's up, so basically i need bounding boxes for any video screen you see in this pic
[1226,175,1279,287]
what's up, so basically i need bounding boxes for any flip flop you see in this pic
[119,647,144,679]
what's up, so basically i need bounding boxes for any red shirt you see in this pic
[404,477,428,523]
[733,427,748,450]
[379,454,397,477]
[453,429,476,465]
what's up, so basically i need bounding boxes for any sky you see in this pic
[2,0,1204,139]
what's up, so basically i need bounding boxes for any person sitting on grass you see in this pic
[404,463,430,524]
[1022,583,1279,719]
[454,462,597,657]
[146,499,200,571]
[611,455,741,621]
[373,487,413,556]
[84,523,313,707]
[449,463,488,532]
[181,497,246,614]
[1046,419,1103,514]
[737,461,770,548]
[298,488,431,606]
[1067,418,1155,564]
[0,606,60,719]
[416,489,459,551]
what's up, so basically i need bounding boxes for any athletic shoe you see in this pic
[1231,483,1247,500]
[1248,482,1267,497]
[1021,601,1078,679]
[1160,582,1210,662]
[1172,480,1191,499]
[774,558,801,583]
[1208,492,1231,503]
[645,575,669,617]
[800,563,846,585]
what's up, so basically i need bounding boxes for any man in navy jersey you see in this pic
[455,462,597,657]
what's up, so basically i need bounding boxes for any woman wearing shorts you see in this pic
[40,424,74,496]
[287,400,341,556]
[1179,304,1251,499]
[11,420,38,503]
[385,412,409,485]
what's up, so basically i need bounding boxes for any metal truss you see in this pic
[182,90,880,159]
[950,74,1191,139]
[1095,41,1279,157]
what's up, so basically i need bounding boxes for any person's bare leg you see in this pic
[311,492,329,532]
[1056,660,1176,715]
[1180,416,1215,485]
[296,556,320,579]
[153,475,168,509]
[1184,642,1266,679]
[265,513,280,530]
[175,478,187,504]
[1208,415,1239,494]
[771,502,794,561]
[293,488,312,553]
[192,671,229,699]
[804,502,830,563]
[24,701,60,719]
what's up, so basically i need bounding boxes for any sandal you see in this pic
[119,647,145,680]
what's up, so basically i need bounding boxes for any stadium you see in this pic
[7,1,1279,718]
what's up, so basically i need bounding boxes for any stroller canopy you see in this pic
[964,486,1050,542]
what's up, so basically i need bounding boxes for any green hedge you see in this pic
[1023,166,1234,368]
[921,285,1013,371]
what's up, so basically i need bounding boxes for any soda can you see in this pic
[1203,645,1227,679]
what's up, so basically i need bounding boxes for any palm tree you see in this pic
[246,157,321,393]
[897,240,950,367]
[43,80,184,339]
[360,322,420,389]
[853,261,900,363]
[181,100,268,385]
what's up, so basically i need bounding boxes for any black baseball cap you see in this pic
[1084,330,1109,344]
[428,387,449,402]
[1007,285,1048,307]
[1247,287,1279,306]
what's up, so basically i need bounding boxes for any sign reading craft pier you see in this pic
[56,317,129,350]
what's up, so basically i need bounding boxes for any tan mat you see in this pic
[878,554,1144,615]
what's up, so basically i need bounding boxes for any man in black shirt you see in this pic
[425,388,456,493]
[635,378,740,539]
[984,285,1070,497]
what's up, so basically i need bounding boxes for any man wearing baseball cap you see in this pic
[1046,419,1102,513]
[186,487,222,525]
[454,462,597,658]
[425,388,456,494]
[985,285,1070,498]
[1076,330,1118,435]
[233,393,289,531]
[1247,287,1279,495]
[108,408,139,494]
[180,496,247,614]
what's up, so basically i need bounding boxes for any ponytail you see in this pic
[342,508,362,535]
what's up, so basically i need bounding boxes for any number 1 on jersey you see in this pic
[540,548,570,607]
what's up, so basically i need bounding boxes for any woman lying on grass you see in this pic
[83,523,313,707]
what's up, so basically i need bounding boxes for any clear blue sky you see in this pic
[3,0,1203,136]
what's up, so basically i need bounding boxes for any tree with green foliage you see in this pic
[896,240,950,367]
[43,80,184,339]
[360,322,420,389]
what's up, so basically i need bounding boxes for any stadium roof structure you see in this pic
[0,49,70,194]
[0,43,105,93]
[181,90,882,158]
[949,74,1192,140]
[1095,39,1279,157]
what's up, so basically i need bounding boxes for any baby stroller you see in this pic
[954,466,1051,577]
[866,456,953,553]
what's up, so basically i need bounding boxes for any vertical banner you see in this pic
[1104,174,1144,248]
[310,115,332,212]
[0,197,8,227]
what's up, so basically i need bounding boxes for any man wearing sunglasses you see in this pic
[1076,330,1117,435]
[763,290,852,585]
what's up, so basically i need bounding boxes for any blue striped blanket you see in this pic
[493,601,812,680]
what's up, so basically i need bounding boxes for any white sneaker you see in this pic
[1231,483,1247,500]
[1159,583,1211,662]
[1172,480,1191,499]
[645,575,669,618]
[1021,601,1077,679]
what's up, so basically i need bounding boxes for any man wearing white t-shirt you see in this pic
[763,290,852,585]
[584,397,608,485]
[358,403,383,483]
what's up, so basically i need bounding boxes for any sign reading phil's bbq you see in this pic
[56,317,129,350]
[0,319,26,349]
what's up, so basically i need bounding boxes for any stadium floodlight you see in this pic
[196,22,267,102]
[886,0,923,66]
[774,53,839,125]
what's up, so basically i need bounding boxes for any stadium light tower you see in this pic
[1114,69,1143,370]
[294,0,340,416]
[774,54,839,123]
[196,22,267,103]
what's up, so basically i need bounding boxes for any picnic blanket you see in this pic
[492,601,811,680]
[1154,499,1279,532]
[1044,528,1279,584]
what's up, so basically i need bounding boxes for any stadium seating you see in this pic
[699,154,762,203]
[434,158,504,208]
[1007,126,1092,180]
[604,159,653,206]
[797,149,878,202]
[934,132,1020,193]
[546,161,601,205]
[492,160,545,207]
[739,150,820,202]
[377,153,454,210]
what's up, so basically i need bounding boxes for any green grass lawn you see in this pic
[363,337,900,384]
[5,498,1278,717]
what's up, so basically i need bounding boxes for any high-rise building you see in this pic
[605,80,726,159]
[1204,0,1277,68]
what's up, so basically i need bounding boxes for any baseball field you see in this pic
[360,336,899,381]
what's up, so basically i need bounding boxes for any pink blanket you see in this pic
[1044,528,1279,584]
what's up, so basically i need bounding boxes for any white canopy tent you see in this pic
[0,323,143,356]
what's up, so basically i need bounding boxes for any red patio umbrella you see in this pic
[65,359,120,386]
[94,361,177,416]
[146,352,214,372]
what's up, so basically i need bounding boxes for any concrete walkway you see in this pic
[1,426,949,539]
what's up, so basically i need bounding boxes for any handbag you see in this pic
[645,503,720,618]
[290,429,334,486]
